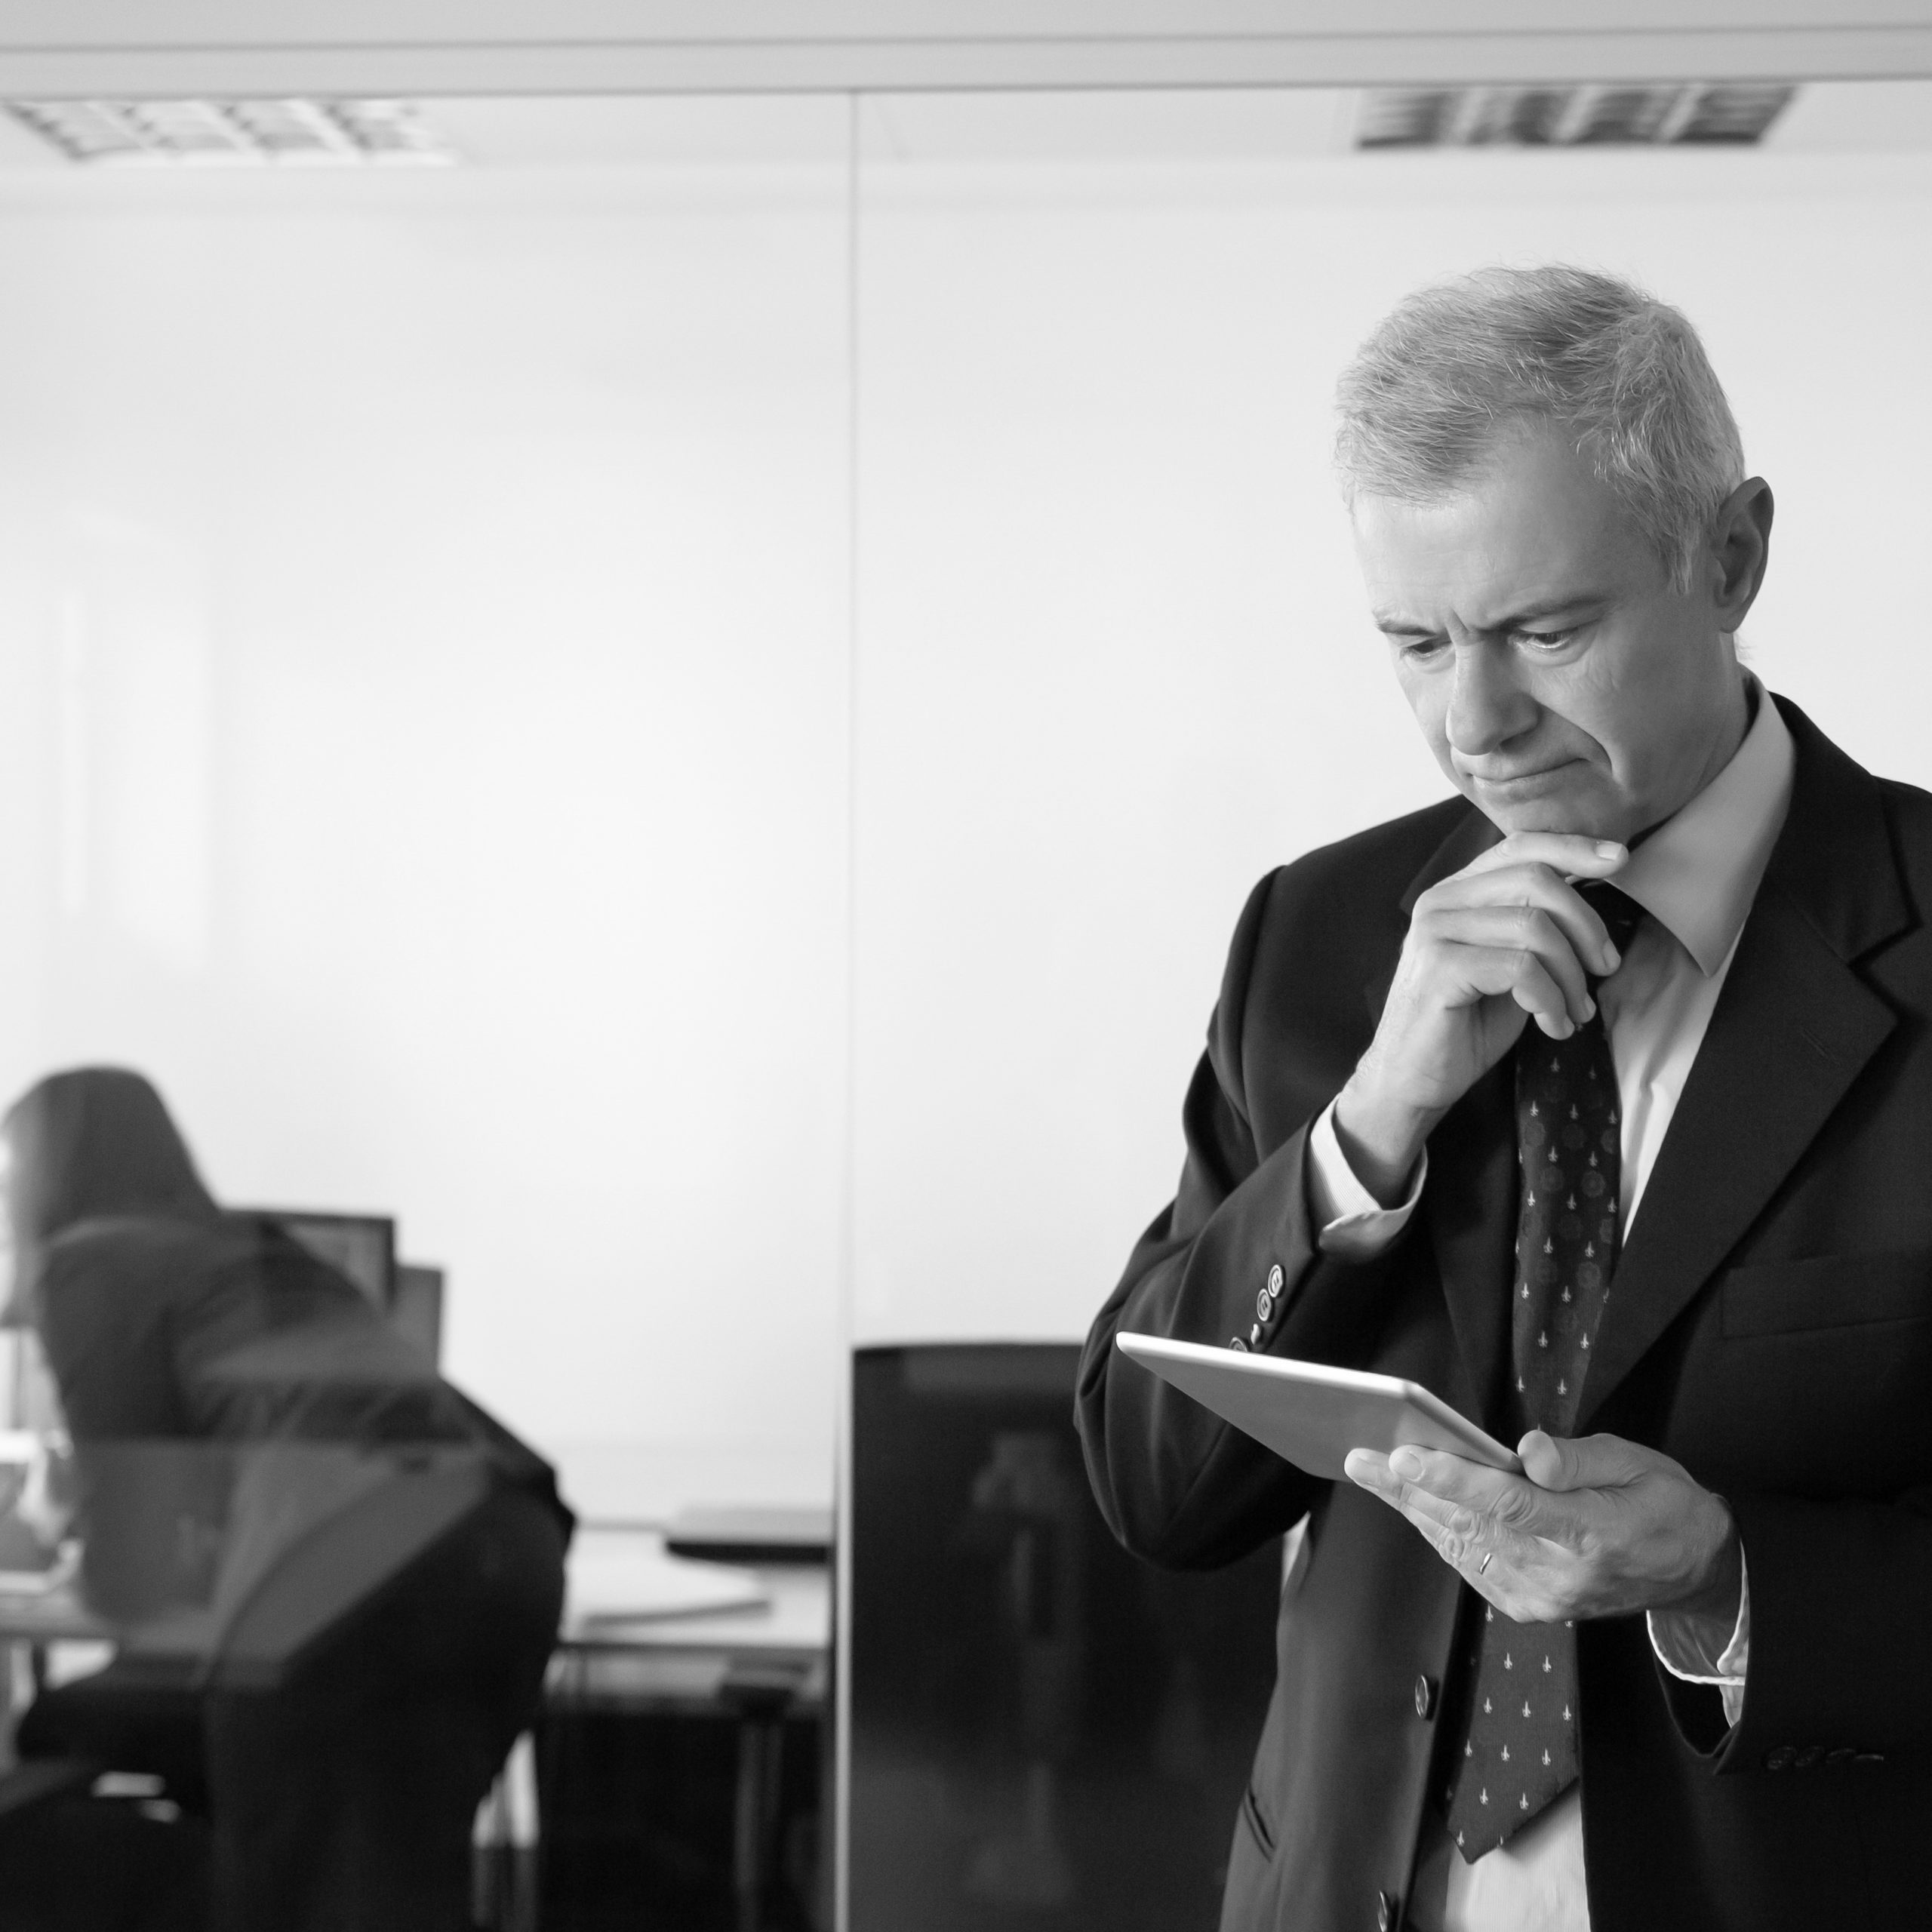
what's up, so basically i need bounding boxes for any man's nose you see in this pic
[1444,641,1537,758]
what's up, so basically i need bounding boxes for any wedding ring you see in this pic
[1478,1551,1494,1575]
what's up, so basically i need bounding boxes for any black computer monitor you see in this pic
[245,1211,395,1309]
[847,1343,1281,1932]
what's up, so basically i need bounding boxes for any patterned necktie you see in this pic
[1442,882,1644,1860]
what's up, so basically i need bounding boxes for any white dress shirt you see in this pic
[1304,676,1794,1932]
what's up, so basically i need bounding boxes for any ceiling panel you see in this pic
[0,82,1927,173]
[0,1,1928,97]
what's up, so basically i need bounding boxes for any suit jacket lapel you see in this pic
[1577,699,1910,1430]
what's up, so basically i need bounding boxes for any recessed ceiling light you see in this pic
[1356,83,1798,149]
[6,98,455,167]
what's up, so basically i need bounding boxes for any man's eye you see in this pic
[1512,628,1577,652]
[1399,636,1449,661]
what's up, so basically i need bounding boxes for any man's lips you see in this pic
[1462,759,1583,790]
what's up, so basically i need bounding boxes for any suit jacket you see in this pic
[1076,696,1932,1932]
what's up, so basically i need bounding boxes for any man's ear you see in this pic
[1709,476,1774,632]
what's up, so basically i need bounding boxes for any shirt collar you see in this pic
[1613,674,1794,977]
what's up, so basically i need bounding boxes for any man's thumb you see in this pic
[1518,1429,1586,1491]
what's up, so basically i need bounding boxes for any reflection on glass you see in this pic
[0,1066,572,1932]
[849,1346,1281,1932]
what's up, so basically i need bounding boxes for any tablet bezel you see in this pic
[1115,1331,1523,1480]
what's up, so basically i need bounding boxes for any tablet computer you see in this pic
[1115,1333,1521,1481]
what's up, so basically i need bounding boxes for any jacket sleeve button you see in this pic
[1854,1752,1887,1766]
[1764,1746,1796,1770]
[1257,1287,1274,1324]
[1826,1749,1855,1767]
[1414,1675,1436,1721]
[1795,1746,1824,1770]
[1268,1263,1284,1297]
[1377,1890,1400,1932]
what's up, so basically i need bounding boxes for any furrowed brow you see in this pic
[1487,592,1614,632]
[1372,613,1440,639]
[1372,592,1615,641]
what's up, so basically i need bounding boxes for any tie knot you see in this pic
[1576,880,1644,959]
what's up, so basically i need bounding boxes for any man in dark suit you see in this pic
[1076,265,1932,1932]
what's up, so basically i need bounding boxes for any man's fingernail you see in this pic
[1390,1448,1423,1479]
[1602,944,1620,971]
[1580,995,1596,1021]
[1595,841,1626,859]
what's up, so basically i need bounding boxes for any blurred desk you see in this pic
[0,1570,108,1690]
[545,1534,830,1932]
[3,1506,836,1927]
[0,1529,834,1706]
[553,1560,829,1707]
[0,1580,110,1795]
[0,1585,104,1651]
[547,1442,832,1535]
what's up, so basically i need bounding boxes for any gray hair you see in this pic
[1335,265,1746,589]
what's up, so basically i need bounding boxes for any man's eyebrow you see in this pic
[1489,592,1615,631]
[1371,592,1615,638]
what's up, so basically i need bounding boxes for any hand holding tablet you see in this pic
[1115,1332,1519,1481]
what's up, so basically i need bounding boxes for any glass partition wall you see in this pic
[0,76,1927,1928]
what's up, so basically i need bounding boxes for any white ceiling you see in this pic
[0,1,1928,97]
[1,83,1927,172]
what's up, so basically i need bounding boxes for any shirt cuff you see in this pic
[1647,1547,1750,1729]
[1306,1100,1427,1260]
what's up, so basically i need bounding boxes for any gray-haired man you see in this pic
[1078,266,1932,1930]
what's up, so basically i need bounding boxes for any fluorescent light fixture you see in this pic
[1356,83,1798,149]
[6,97,454,166]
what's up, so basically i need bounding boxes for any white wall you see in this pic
[0,128,856,1500]
[2,97,1929,1503]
